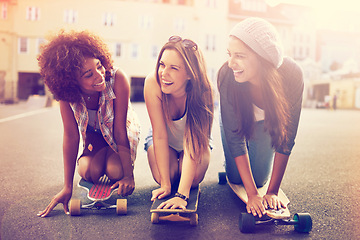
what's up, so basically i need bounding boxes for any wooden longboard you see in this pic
[150,185,200,225]
[219,172,312,233]
[69,175,127,215]
[228,180,290,219]
[78,175,117,201]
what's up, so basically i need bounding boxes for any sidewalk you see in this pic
[0,95,56,120]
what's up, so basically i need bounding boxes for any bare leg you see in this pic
[78,156,92,181]
[89,147,107,183]
[105,148,124,181]
[179,147,210,187]
[77,147,107,183]
[147,145,180,185]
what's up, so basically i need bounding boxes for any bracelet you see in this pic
[175,192,189,202]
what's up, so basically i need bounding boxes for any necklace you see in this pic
[83,92,99,102]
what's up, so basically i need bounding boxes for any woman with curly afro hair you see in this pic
[37,30,140,217]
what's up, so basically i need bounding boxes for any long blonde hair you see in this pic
[156,38,214,162]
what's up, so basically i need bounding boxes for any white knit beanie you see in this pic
[229,17,283,69]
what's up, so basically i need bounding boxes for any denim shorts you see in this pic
[144,128,213,153]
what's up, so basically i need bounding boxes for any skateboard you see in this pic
[69,175,127,216]
[218,172,312,233]
[150,185,200,226]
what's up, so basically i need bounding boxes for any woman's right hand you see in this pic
[246,194,266,218]
[37,186,72,218]
[151,186,171,201]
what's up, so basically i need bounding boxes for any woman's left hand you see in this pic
[157,197,187,210]
[111,176,135,196]
[263,193,286,210]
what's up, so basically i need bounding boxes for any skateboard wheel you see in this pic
[294,213,312,233]
[69,199,81,216]
[239,213,255,233]
[151,213,159,224]
[116,199,127,215]
[218,172,227,185]
[190,213,198,226]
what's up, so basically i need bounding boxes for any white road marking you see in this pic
[0,108,50,123]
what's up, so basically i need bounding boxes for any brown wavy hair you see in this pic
[37,30,113,103]
[222,55,289,150]
[156,39,214,162]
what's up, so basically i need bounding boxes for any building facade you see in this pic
[5,0,348,108]
[0,0,230,102]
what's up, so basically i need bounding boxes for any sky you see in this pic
[266,0,360,12]
[266,0,360,30]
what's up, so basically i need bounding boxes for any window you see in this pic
[64,9,78,24]
[206,34,216,52]
[115,43,122,57]
[37,38,45,54]
[151,45,159,60]
[1,3,7,20]
[174,18,185,32]
[19,37,28,54]
[206,0,217,8]
[26,7,40,21]
[131,44,139,59]
[103,13,115,26]
[139,15,153,29]
[241,0,266,12]
[208,67,216,83]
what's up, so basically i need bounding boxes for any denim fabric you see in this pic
[220,116,274,187]
[144,128,153,152]
[144,127,213,153]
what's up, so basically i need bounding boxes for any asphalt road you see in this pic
[1,102,360,240]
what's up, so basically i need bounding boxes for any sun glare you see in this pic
[266,0,360,30]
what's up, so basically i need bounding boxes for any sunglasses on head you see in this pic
[168,35,198,51]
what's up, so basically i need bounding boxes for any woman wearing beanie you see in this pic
[218,17,303,217]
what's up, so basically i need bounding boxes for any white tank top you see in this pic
[88,109,101,130]
[253,104,265,122]
[166,111,187,152]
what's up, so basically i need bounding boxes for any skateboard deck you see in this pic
[69,175,127,216]
[218,172,312,233]
[228,179,290,219]
[150,185,200,225]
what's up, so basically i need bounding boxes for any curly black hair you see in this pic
[37,30,113,103]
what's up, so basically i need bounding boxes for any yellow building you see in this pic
[308,77,360,110]
[0,0,229,102]
[1,0,322,105]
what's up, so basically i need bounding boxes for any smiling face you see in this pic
[78,57,106,94]
[157,49,190,97]
[227,36,261,86]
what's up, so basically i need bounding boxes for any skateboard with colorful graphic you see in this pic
[218,172,312,233]
[150,185,200,226]
[69,175,127,216]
